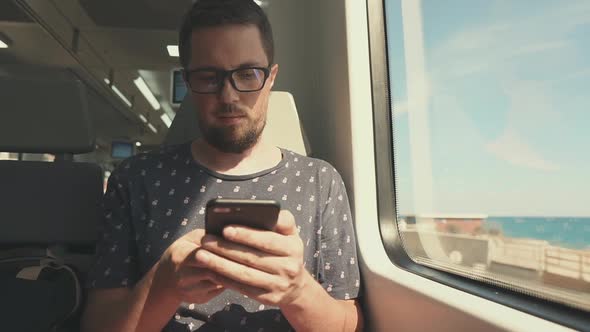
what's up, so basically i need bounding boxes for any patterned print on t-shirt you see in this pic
[86,143,361,332]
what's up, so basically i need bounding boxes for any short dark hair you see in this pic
[178,0,275,69]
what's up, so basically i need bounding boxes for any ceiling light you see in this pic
[148,123,158,134]
[104,78,132,107]
[162,103,176,120]
[160,113,172,128]
[133,76,161,111]
[111,85,132,107]
[167,45,179,57]
[139,114,148,123]
[254,0,268,7]
[0,33,10,48]
[135,141,142,147]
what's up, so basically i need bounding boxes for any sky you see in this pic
[385,0,590,217]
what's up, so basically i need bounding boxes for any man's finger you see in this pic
[176,229,206,265]
[201,234,285,273]
[177,266,222,290]
[181,228,206,244]
[221,226,294,256]
[180,279,223,293]
[213,274,269,301]
[183,283,225,302]
[214,274,291,306]
[272,210,296,235]
[195,249,281,291]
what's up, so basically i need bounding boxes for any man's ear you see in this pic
[269,63,279,88]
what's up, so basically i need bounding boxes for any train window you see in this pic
[384,0,589,312]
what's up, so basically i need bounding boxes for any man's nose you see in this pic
[219,77,239,104]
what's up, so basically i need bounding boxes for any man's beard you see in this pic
[199,107,266,154]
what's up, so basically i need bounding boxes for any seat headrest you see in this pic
[0,77,95,154]
[164,91,310,155]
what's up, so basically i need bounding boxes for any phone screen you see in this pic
[205,198,281,236]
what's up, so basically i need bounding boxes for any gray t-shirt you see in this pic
[86,143,361,331]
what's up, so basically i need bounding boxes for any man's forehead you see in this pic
[188,24,268,70]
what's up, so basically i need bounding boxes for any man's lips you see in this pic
[215,114,246,124]
[217,114,245,118]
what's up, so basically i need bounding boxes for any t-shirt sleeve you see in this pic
[317,165,361,300]
[86,162,139,289]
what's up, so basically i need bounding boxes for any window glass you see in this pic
[386,0,590,311]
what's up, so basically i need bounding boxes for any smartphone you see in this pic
[205,198,281,236]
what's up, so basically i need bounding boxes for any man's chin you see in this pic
[216,116,247,126]
[200,120,265,154]
[204,132,259,154]
[208,140,255,154]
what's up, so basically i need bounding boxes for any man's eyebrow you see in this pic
[187,66,220,71]
[188,62,267,71]
[236,61,267,68]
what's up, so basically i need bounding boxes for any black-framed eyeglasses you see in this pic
[184,66,271,94]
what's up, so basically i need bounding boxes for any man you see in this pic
[82,0,362,331]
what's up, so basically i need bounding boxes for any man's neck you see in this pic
[190,138,282,176]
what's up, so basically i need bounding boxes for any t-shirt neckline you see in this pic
[183,142,289,181]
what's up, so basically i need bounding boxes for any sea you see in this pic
[484,217,590,250]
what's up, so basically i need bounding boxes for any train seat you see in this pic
[0,77,103,331]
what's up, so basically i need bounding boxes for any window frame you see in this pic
[366,0,590,331]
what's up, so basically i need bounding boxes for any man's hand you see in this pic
[153,229,225,304]
[198,210,309,306]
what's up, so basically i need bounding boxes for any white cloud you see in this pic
[501,79,561,130]
[511,41,569,57]
[557,67,590,82]
[484,78,561,172]
[424,3,577,174]
[429,1,590,80]
[486,130,560,171]
[440,22,512,53]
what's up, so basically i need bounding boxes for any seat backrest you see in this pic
[0,77,102,246]
[164,91,311,155]
[0,161,102,245]
[0,77,102,330]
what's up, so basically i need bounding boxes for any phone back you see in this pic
[205,199,280,236]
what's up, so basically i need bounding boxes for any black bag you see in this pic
[0,248,81,332]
